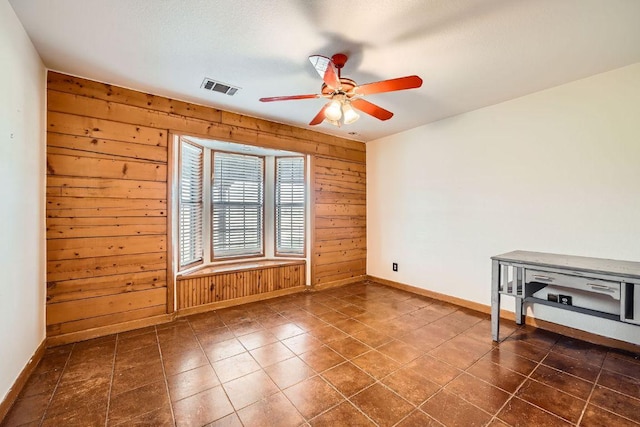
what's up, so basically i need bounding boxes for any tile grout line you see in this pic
[213,305,316,424]
[492,348,598,426]
[381,334,493,424]
[319,337,431,426]
[543,344,621,421]
[271,304,354,425]
[302,289,600,426]
[304,374,379,426]
[155,325,177,426]
[110,332,174,426]
[574,348,640,426]
[103,334,119,427]
[253,326,317,425]
[323,290,487,425]
[229,297,383,425]
[584,394,640,425]
[489,356,544,422]
[576,350,610,426]
[404,330,498,424]
[485,341,551,426]
[186,313,246,426]
[38,343,75,427]
[370,363,438,426]
[575,362,603,426]
[343,321,473,426]
[390,408,431,427]
[13,282,639,426]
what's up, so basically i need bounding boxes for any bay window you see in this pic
[176,136,307,270]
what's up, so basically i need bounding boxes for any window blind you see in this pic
[275,157,305,255]
[179,141,204,267]
[212,152,264,258]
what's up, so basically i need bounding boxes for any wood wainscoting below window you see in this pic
[176,260,306,315]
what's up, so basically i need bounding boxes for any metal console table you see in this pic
[491,250,640,341]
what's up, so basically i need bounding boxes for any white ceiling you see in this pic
[10,0,640,142]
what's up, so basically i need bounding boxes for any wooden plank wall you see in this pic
[46,93,169,337]
[46,71,366,339]
[313,156,367,285]
[177,262,305,310]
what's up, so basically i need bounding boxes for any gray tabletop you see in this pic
[491,250,640,279]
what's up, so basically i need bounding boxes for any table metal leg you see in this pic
[515,297,524,325]
[491,259,500,341]
[514,267,524,325]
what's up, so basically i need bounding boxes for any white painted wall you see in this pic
[0,0,46,403]
[367,63,640,343]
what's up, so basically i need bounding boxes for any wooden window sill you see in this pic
[177,259,305,279]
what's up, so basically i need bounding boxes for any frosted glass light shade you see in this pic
[342,103,360,124]
[325,99,343,121]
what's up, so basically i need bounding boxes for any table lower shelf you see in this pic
[523,296,620,322]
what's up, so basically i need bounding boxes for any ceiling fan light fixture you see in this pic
[342,102,360,124]
[325,99,343,121]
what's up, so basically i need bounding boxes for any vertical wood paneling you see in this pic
[176,262,305,310]
[46,71,365,339]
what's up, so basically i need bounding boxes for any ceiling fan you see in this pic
[259,53,423,126]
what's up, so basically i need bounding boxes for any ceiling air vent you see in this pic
[201,78,240,96]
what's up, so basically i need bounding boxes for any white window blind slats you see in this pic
[275,157,305,255]
[212,152,264,258]
[179,142,204,267]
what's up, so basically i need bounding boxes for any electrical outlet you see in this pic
[392,263,398,272]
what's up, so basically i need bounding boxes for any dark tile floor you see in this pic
[3,281,640,426]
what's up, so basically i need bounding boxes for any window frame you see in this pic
[274,156,307,258]
[210,149,266,261]
[177,139,204,271]
[174,136,309,274]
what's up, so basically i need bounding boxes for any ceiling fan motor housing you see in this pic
[321,78,356,97]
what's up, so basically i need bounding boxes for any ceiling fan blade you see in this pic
[354,75,423,96]
[351,99,394,121]
[309,104,328,126]
[309,55,340,89]
[259,94,320,102]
